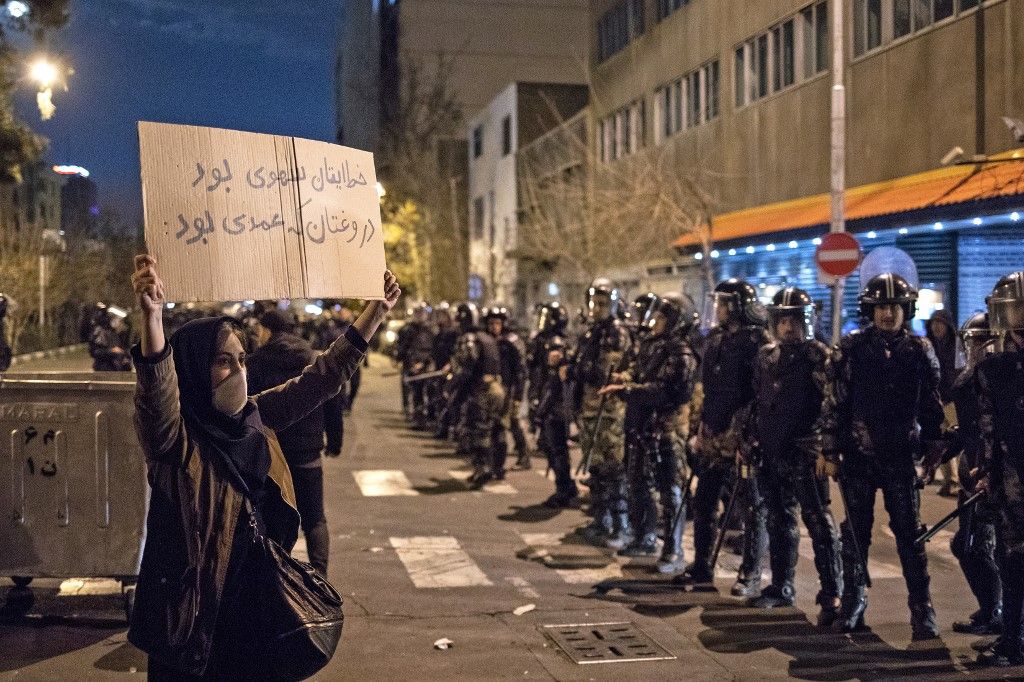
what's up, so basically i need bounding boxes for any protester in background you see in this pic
[246,308,347,575]
[129,255,398,679]
[90,304,132,371]
[927,309,959,497]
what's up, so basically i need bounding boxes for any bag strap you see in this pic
[216,448,264,541]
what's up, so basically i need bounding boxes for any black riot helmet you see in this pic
[986,271,1024,339]
[859,273,917,325]
[643,291,694,335]
[535,302,568,335]
[959,311,996,366]
[767,287,815,341]
[708,278,767,327]
[483,305,509,323]
[586,277,621,321]
[455,302,480,332]
[628,293,658,330]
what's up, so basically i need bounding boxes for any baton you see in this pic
[836,475,872,589]
[708,466,742,574]
[915,491,985,546]
[667,464,697,547]
[402,369,448,385]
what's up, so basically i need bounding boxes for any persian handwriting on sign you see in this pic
[309,158,368,192]
[191,158,367,194]
[175,206,306,245]
[192,159,234,193]
[304,210,376,246]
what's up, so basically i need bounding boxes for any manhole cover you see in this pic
[542,621,676,664]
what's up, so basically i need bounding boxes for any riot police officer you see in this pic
[446,303,506,487]
[974,271,1024,667]
[396,302,435,429]
[680,279,770,598]
[948,312,1002,637]
[820,273,944,640]
[526,302,568,452]
[602,292,699,573]
[484,306,530,470]
[535,336,578,508]
[744,287,842,626]
[569,278,631,546]
[428,302,460,426]
[89,304,132,371]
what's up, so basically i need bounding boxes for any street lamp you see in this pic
[27,56,68,121]
[7,1,28,18]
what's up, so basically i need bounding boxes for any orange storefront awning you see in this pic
[673,149,1024,249]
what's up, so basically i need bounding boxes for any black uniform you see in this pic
[495,330,528,462]
[950,356,1003,633]
[821,325,944,632]
[976,340,1024,663]
[535,341,577,504]
[527,329,560,450]
[621,330,698,569]
[448,329,506,480]
[396,319,434,426]
[689,324,770,583]
[90,323,132,371]
[747,339,842,608]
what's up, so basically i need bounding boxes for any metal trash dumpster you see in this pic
[0,371,146,618]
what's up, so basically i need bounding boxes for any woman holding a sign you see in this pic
[128,254,400,679]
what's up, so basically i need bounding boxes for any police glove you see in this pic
[922,441,946,483]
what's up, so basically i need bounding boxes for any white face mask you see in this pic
[212,370,248,416]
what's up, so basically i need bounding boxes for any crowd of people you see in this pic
[393,269,1024,669]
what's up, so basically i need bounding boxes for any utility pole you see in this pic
[829,0,847,343]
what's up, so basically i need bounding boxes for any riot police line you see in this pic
[391,270,1024,669]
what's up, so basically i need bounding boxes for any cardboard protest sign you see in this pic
[138,122,385,302]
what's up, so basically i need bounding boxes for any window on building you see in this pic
[501,115,512,156]
[472,125,483,158]
[600,99,645,159]
[654,59,718,142]
[706,60,720,119]
[756,34,769,99]
[867,0,883,51]
[687,69,701,128]
[912,0,931,30]
[472,196,484,240]
[780,20,795,88]
[934,0,954,21]
[855,0,977,57]
[734,46,745,107]
[596,0,645,62]
[656,0,687,22]
[801,6,815,79]
[814,1,829,72]
[893,0,912,38]
[487,190,496,247]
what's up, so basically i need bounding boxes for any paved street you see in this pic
[1,354,1022,680]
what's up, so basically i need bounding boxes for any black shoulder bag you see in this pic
[227,461,344,681]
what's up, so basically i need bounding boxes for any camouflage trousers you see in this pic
[458,379,506,474]
[581,406,627,521]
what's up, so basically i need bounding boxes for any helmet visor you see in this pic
[989,296,1024,335]
[768,305,814,341]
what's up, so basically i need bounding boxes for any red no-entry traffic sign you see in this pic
[815,232,862,277]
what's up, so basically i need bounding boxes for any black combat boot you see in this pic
[673,562,714,585]
[833,586,868,633]
[910,601,940,641]
[816,592,841,629]
[619,532,659,558]
[656,511,686,574]
[605,512,633,551]
[953,606,1002,635]
[751,583,795,608]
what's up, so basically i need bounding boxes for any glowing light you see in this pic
[547,282,560,296]
[165,302,176,309]
[867,231,877,238]
[745,245,755,254]
[728,248,737,256]
[934,222,944,230]
[1012,212,1021,222]
[812,237,822,245]
[765,243,776,251]
[375,181,386,198]
[29,58,59,88]
[7,1,28,18]
[52,164,89,177]
[304,304,323,315]
[694,252,703,260]
[788,240,798,249]
[384,330,398,344]
[710,249,720,258]
[971,217,982,226]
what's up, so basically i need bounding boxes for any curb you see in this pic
[9,343,88,366]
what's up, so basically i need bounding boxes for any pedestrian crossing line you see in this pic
[505,576,541,599]
[389,536,493,588]
[353,470,420,496]
[518,532,625,584]
[446,470,518,494]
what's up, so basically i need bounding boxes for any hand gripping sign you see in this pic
[139,122,385,302]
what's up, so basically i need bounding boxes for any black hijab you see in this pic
[169,316,270,497]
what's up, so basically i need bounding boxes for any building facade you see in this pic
[587,0,1024,333]
[468,83,588,317]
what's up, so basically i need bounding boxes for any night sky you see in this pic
[20,0,340,222]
